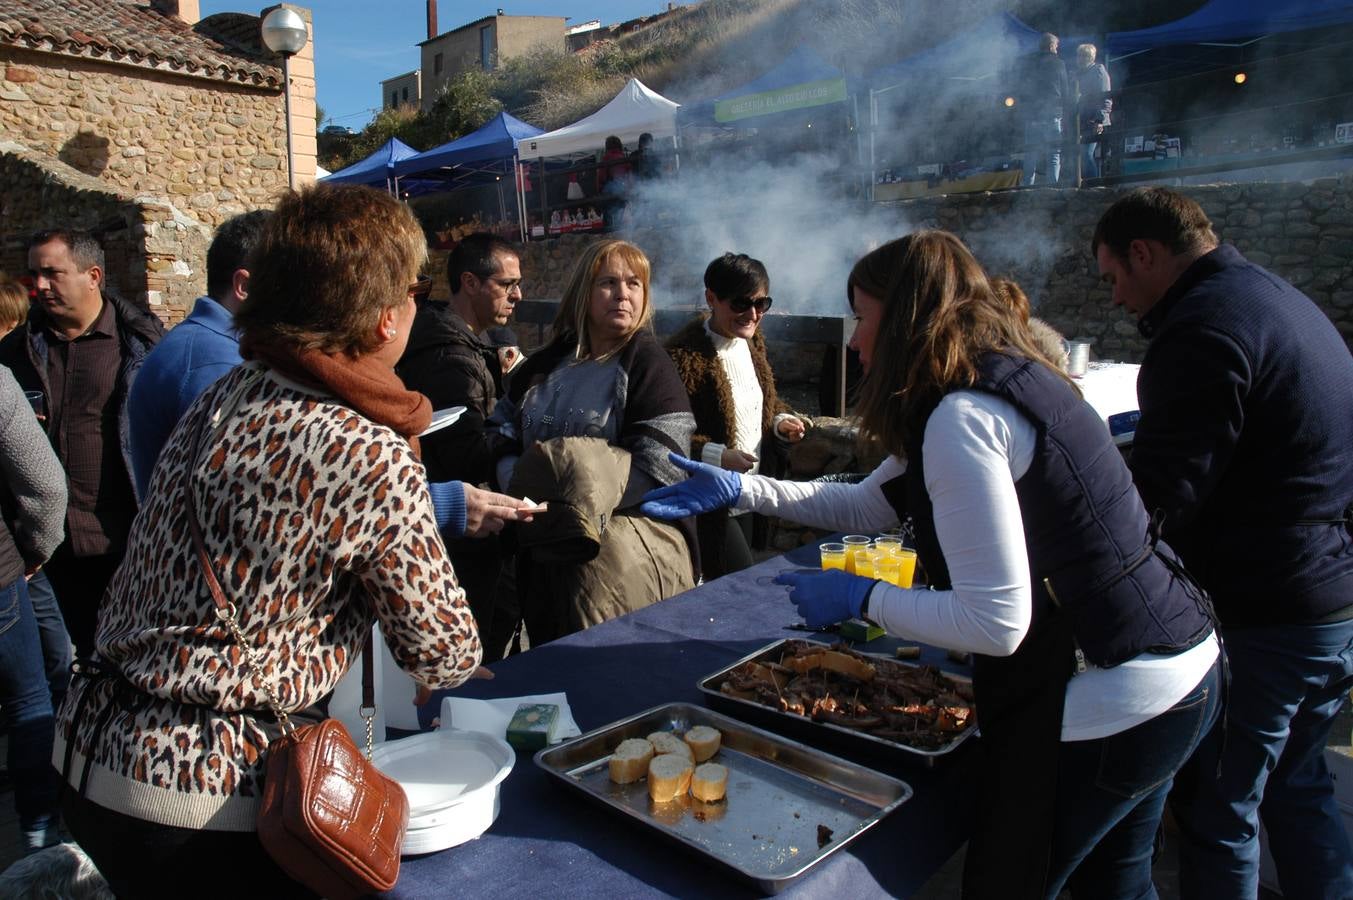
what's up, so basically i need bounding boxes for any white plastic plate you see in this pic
[420,406,467,437]
[371,729,515,855]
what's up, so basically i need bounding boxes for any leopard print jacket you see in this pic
[54,363,481,831]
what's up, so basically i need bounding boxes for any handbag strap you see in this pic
[182,400,378,756]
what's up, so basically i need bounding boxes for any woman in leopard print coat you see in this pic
[54,185,482,896]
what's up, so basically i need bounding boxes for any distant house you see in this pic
[416,12,564,111]
[0,0,316,322]
[382,69,422,111]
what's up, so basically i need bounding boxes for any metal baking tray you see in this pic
[698,639,978,768]
[534,702,911,895]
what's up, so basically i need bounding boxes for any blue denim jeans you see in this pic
[1022,117,1063,186]
[1045,658,1222,898]
[1081,141,1101,180]
[0,576,59,840]
[25,570,70,708]
[1172,619,1353,899]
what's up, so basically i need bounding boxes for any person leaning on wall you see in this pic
[643,229,1222,898]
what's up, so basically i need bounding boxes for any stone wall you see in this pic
[0,142,210,325]
[885,178,1353,361]
[0,48,290,229]
[429,176,1353,367]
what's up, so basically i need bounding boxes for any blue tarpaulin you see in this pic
[322,137,420,187]
[392,111,543,181]
[678,45,848,127]
[1107,0,1353,56]
[869,12,1042,89]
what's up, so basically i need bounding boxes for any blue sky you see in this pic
[201,1,688,130]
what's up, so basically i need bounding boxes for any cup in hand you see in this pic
[23,390,45,420]
[819,542,847,571]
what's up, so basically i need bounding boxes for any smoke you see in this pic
[594,4,1074,316]
[619,150,902,316]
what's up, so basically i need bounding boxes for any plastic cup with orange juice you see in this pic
[842,535,871,575]
[895,548,918,588]
[854,548,879,579]
[876,554,902,586]
[874,536,903,557]
[819,542,847,571]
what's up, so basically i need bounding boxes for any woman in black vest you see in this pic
[643,231,1222,898]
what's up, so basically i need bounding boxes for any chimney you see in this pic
[426,0,437,40]
[151,0,201,25]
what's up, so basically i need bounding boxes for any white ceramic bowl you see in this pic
[371,729,515,856]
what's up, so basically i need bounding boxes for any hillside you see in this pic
[324,0,1204,170]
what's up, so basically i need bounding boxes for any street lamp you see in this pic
[261,7,309,190]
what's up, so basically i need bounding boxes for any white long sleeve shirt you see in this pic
[737,389,1217,741]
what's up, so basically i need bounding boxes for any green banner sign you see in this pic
[714,77,848,123]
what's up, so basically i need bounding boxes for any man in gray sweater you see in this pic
[0,363,69,852]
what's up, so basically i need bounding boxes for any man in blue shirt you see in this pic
[128,210,266,499]
[127,210,532,540]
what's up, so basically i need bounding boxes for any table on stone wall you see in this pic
[389,541,979,899]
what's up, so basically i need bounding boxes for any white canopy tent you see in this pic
[516,77,680,160]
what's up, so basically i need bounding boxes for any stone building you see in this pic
[381,69,421,111]
[0,0,315,323]
[415,11,564,112]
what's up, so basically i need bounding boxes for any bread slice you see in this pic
[647,731,694,761]
[648,753,694,803]
[683,725,721,762]
[690,762,729,802]
[608,738,655,784]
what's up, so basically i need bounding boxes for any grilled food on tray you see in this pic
[715,640,976,750]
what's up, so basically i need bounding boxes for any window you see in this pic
[434,52,444,75]
[480,25,493,70]
[402,87,409,102]
[390,92,397,108]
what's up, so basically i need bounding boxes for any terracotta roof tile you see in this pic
[1,0,283,89]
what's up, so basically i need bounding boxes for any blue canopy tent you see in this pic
[868,12,1042,89]
[677,45,850,128]
[321,137,421,193]
[393,111,544,239]
[1106,0,1353,58]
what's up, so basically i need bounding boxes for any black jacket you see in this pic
[1132,244,1353,626]
[1016,51,1070,121]
[396,300,508,485]
[0,291,163,505]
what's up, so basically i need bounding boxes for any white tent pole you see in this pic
[514,154,528,243]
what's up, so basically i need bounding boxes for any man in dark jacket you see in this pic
[0,229,164,660]
[1016,33,1071,186]
[1094,187,1353,899]
[397,233,522,659]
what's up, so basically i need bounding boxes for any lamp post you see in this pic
[261,7,309,190]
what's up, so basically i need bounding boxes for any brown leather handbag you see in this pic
[185,407,409,899]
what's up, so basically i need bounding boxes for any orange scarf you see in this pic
[240,335,431,457]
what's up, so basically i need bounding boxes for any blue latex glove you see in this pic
[775,569,877,628]
[640,453,741,519]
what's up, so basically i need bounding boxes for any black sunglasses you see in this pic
[726,295,773,314]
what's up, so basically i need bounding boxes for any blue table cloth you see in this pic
[388,542,977,898]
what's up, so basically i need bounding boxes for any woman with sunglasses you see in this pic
[666,253,805,579]
[644,231,1221,898]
